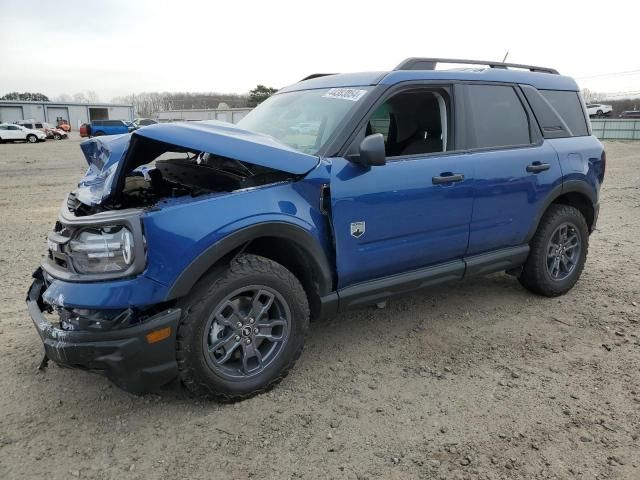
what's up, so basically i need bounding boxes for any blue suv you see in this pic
[27,58,605,401]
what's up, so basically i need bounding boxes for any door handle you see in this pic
[526,162,551,173]
[432,173,465,185]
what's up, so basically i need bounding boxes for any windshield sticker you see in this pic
[323,88,367,102]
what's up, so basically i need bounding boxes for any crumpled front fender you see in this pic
[76,134,130,205]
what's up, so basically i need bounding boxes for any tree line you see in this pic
[111,85,277,117]
[0,85,278,117]
[111,91,250,117]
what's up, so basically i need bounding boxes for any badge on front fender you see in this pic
[350,221,365,239]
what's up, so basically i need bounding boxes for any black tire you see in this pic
[596,110,603,117]
[26,134,37,143]
[176,254,309,401]
[53,133,62,140]
[519,204,589,297]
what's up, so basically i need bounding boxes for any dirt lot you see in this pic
[0,137,638,480]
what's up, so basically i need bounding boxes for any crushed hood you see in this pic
[76,120,320,205]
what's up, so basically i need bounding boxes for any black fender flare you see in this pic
[525,180,598,242]
[166,222,334,300]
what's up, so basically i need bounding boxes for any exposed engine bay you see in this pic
[70,150,296,216]
[70,122,320,216]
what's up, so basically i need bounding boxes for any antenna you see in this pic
[502,51,509,62]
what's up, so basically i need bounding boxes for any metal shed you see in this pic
[0,100,134,130]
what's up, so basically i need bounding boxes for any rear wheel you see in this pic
[26,134,37,143]
[176,254,309,401]
[519,204,588,297]
[53,133,62,140]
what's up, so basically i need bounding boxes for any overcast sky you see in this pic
[0,0,637,101]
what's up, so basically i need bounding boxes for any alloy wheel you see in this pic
[202,285,290,380]
[546,222,581,281]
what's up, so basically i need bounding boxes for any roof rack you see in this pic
[394,57,559,75]
[299,73,337,82]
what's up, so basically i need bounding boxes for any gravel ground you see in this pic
[0,136,638,480]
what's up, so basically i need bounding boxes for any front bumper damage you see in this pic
[26,269,181,394]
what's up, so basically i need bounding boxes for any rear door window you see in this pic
[465,84,531,149]
[540,90,588,136]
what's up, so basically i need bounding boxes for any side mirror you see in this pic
[357,133,386,167]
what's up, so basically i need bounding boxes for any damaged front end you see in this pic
[72,120,319,215]
[27,269,182,393]
[27,120,321,392]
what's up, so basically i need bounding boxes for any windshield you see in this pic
[238,87,371,155]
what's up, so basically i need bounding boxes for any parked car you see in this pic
[0,123,47,143]
[27,57,605,401]
[288,122,319,134]
[16,120,68,140]
[586,103,612,117]
[619,110,640,119]
[51,127,69,140]
[89,119,136,136]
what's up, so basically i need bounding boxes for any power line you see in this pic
[576,69,640,80]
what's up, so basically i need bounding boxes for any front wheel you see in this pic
[26,134,37,143]
[176,254,309,401]
[519,204,589,297]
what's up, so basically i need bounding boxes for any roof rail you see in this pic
[394,57,559,75]
[299,73,338,82]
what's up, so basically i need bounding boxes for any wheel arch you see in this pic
[527,181,597,242]
[166,222,335,318]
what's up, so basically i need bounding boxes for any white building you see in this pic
[155,107,252,124]
[0,100,134,130]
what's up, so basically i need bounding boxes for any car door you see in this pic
[6,125,25,140]
[461,83,562,256]
[330,86,474,289]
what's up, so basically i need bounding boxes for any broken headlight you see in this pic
[69,226,134,274]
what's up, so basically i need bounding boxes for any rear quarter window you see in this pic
[540,90,589,136]
[465,84,531,149]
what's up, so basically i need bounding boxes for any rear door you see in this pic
[6,125,25,140]
[103,121,117,135]
[461,83,562,255]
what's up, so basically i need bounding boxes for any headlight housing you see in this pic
[69,225,135,274]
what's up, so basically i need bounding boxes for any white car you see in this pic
[16,120,68,140]
[0,123,47,143]
[586,104,612,118]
